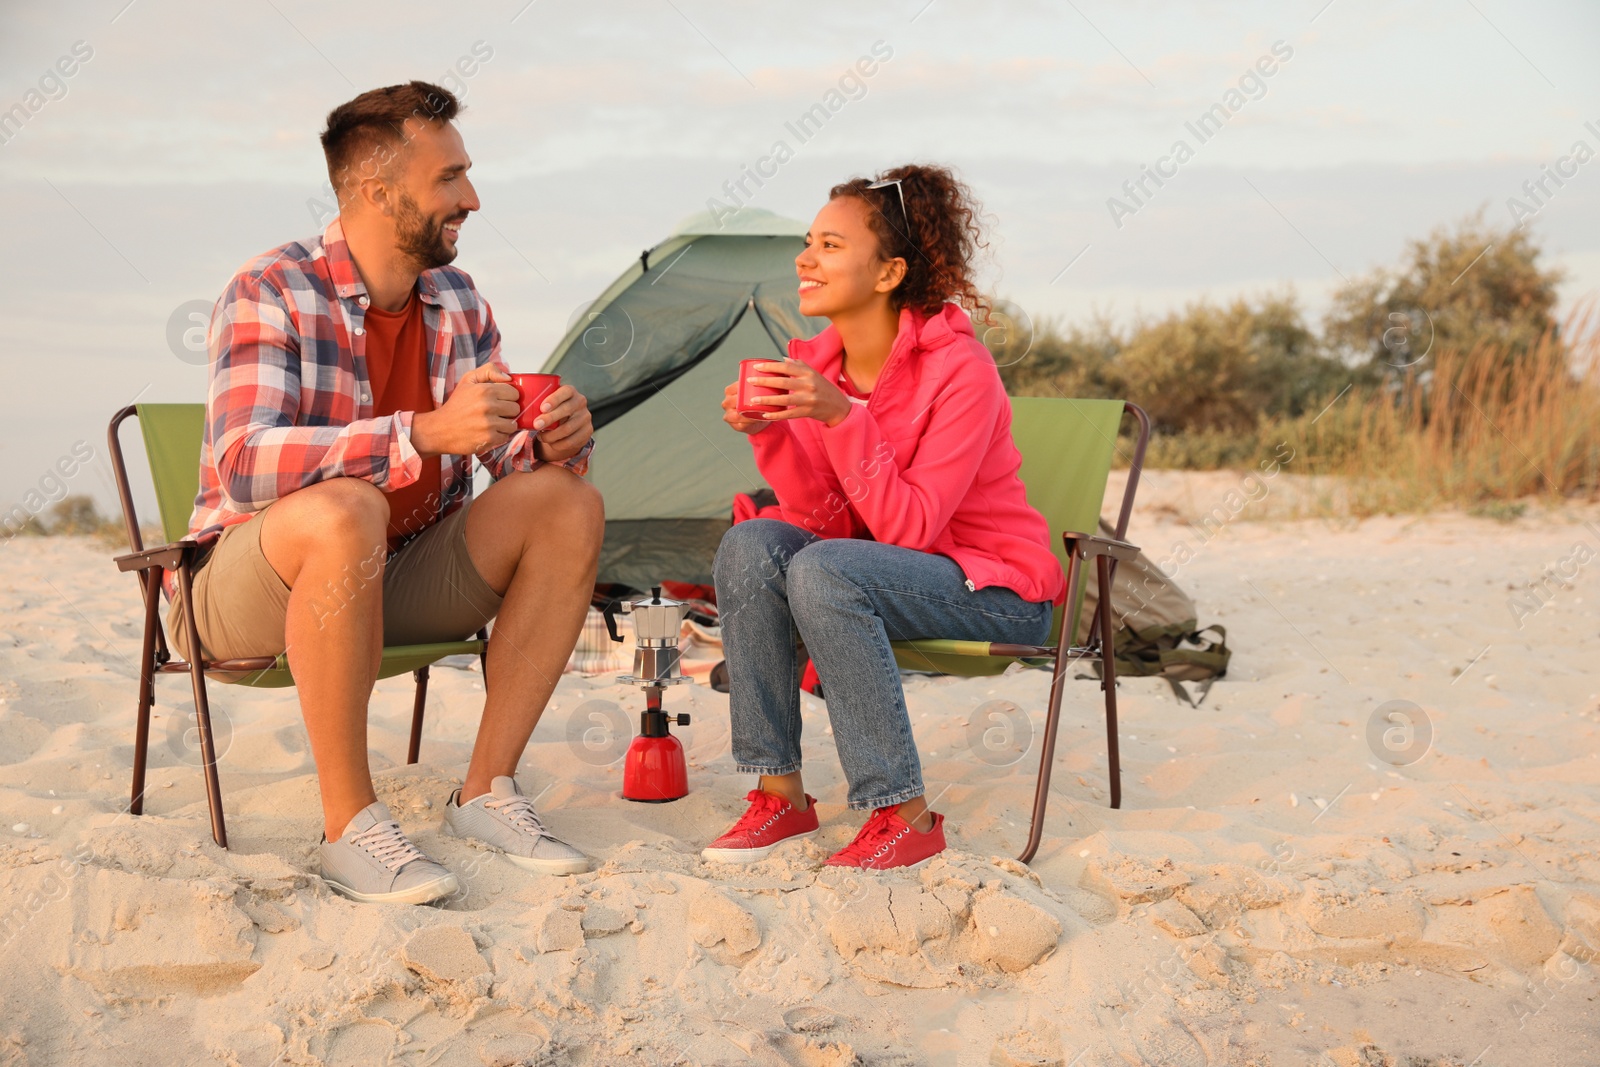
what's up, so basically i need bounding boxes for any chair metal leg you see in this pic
[176,562,228,849]
[477,626,489,682]
[1019,638,1074,864]
[1019,551,1088,864]
[130,569,159,817]
[1097,554,1122,811]
[408,666,429,766]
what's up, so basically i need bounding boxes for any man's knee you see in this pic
[265,478,389,577]
[292,478,389,531]
[562,472,605,539]
[499,467,604,539]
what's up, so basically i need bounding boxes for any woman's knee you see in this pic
[787,541,866,616]
[715,520,801,584]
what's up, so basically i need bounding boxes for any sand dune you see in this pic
[3,497,1600,1065]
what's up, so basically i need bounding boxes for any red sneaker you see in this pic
[825,805,946,870]
[701,790,820,863]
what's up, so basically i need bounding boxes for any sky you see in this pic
[2,0,1599,519]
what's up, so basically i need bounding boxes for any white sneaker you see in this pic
[444,776,590,875]
[318,801,459,905]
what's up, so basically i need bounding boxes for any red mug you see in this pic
[737,359,789,419]
[509,373,563,431]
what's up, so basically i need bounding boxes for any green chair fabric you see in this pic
[891,397,1126,675]
[208,642,488,688]
[137,403,208,545]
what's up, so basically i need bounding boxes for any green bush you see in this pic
[995,292,1355,437]
[991,209,1583,510]
[1323,209,1564,376]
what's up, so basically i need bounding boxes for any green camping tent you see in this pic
[540,207,827,589]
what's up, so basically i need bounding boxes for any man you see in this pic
[172,81,603,904]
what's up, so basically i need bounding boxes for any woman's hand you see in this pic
[721,382,769,435]
[752,359,852,428]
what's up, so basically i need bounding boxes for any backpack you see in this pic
[1072,520,1231,706]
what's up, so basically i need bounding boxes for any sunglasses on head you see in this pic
[865,177,914,245]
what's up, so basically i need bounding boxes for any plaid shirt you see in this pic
[188,217,592,547]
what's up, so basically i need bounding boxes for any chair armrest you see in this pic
[1061,530,1140,562]
[115,539,200,573]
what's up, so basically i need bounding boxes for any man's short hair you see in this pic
[320,80,461,197]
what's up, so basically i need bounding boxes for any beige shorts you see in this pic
[167,498,503,662]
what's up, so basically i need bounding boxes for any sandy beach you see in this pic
[3,477,1599,1066]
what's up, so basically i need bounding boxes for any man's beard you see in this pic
[395,193,457,270]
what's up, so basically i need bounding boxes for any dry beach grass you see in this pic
[1117,309,1600,525]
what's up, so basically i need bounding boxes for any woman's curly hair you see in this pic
[829,163,990,321]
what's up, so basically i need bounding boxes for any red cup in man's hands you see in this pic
[738,359,789,419]
[509,373,563,431]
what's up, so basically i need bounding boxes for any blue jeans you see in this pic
[713,519,1054,810]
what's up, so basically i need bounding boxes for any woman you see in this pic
[702,164,1065,870]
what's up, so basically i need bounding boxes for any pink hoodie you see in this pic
[748,304,1066,606]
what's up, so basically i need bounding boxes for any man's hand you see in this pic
[410,364,520,457]
[530,384,595,463]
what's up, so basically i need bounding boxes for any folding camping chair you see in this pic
[107,403,488,848]
[890,397,1151,863]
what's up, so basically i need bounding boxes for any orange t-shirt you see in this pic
[363,291,439,551]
